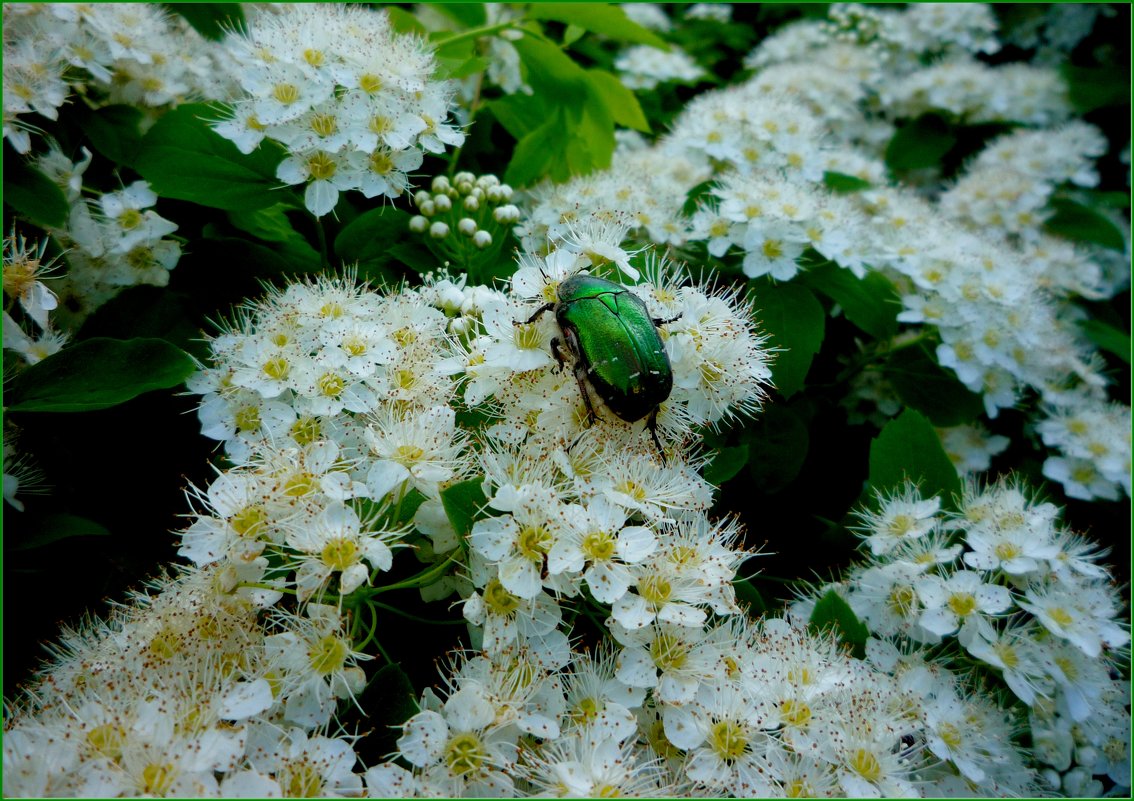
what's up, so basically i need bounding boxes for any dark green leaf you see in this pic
[1062,65,1131,113]
[357,662,419,756]
[440,478,490,540]
[228,205,319,266]
[823,171,872,193]
[586,69,650,133]
[166,3,245,39]
[682,179,717,217]
[802,259,900,340]
[562,96,614,178]
[748,282,825,399]
[13,513,111,550]
[201,232,320,275]
[527,4,669,48]
[334,206,413,264]
[76,105,144,167]
[386,242,440,274]
[868,408,961,509]
[884,343,984,427]
[1078,319,1131,364]
[440,54,490,80]
[4,157,68,229]
[7,338,197,413]
[78,287,208,359]
[1044,198,1126,252]
[703,445,750,486]
[885,113,956,172]
[733,578,766,615]
[746,404,810,493]
[808,589,868,658]
[133,104,287,211]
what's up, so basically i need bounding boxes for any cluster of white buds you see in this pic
[408,172,520,275]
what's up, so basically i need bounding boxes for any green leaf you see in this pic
[563,95,614,178]
[387,242,440,275]
[434,3,486,28]
[166,3,245,39]
[505,110,567,186]
[440,478,490,540]
[513,35,588,103]
[823,171,872,193]
[885,113,956,173]
[1062,65,1131,114]
[1078,319,1131,364]
[563,24,587,47]
[733,578,766,615]
[884,343,984,427]
[7,338,197,413]
[201,230,320,275]
[748,282,825,399]
[4,157,69,229]
[489,93,550,140]
[13,513,111,551]
[387,6,426,36]
[229,204,313,247]
[868,408,961,509]
[802,259,900,340]
[527,3,669,48]
[586,69,650,133]
[75,104,144,167]
[808,589,868,658]
[1044,198,1126,252]
[133,104,287,211]
[703,445,750,486]
[746,404,810,494]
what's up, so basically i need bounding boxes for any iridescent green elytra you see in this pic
[523,274,677,459]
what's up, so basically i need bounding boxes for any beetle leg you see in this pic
[573,365,599,427]
[646,406,667,466]
[549,336,568,374]
[521,302,555,325]
[652,312,683,327]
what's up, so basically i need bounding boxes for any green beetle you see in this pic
[522,273,679,460]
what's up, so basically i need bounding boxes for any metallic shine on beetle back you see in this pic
[520,272,680,459]
[554,275,673,425]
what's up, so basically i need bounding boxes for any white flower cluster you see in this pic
[2,3,231,153]
[391,613,1039,797]
[938,423,1010,475]
[1037,395,1132,501]
[32,146,182,328]
[614,44,705,91]
[518,147,711,251]
[213,4,464,216]
[940,123,1108,242]
[882,57,1072,127]
[798,479,1130,796]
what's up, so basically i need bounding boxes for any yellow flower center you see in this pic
[308,634,348,676]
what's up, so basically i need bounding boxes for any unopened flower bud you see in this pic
[463,195,480,212]
[486,185,504,203]
[420,200,436,217]
[409,215,428,233]
[429,221,449,239]
[473,230,492,249]
[433,194,452,212]
[431,176,451,194]
[413,190,430,208]
[449,316,474,337]
[498,184,514,200]
[494,204,521,223]
[454,171,475,185]
[458,218,477,236]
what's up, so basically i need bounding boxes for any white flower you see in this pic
[364,405,467,502]
[915,569,1011,640]
[856,488,942,556]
